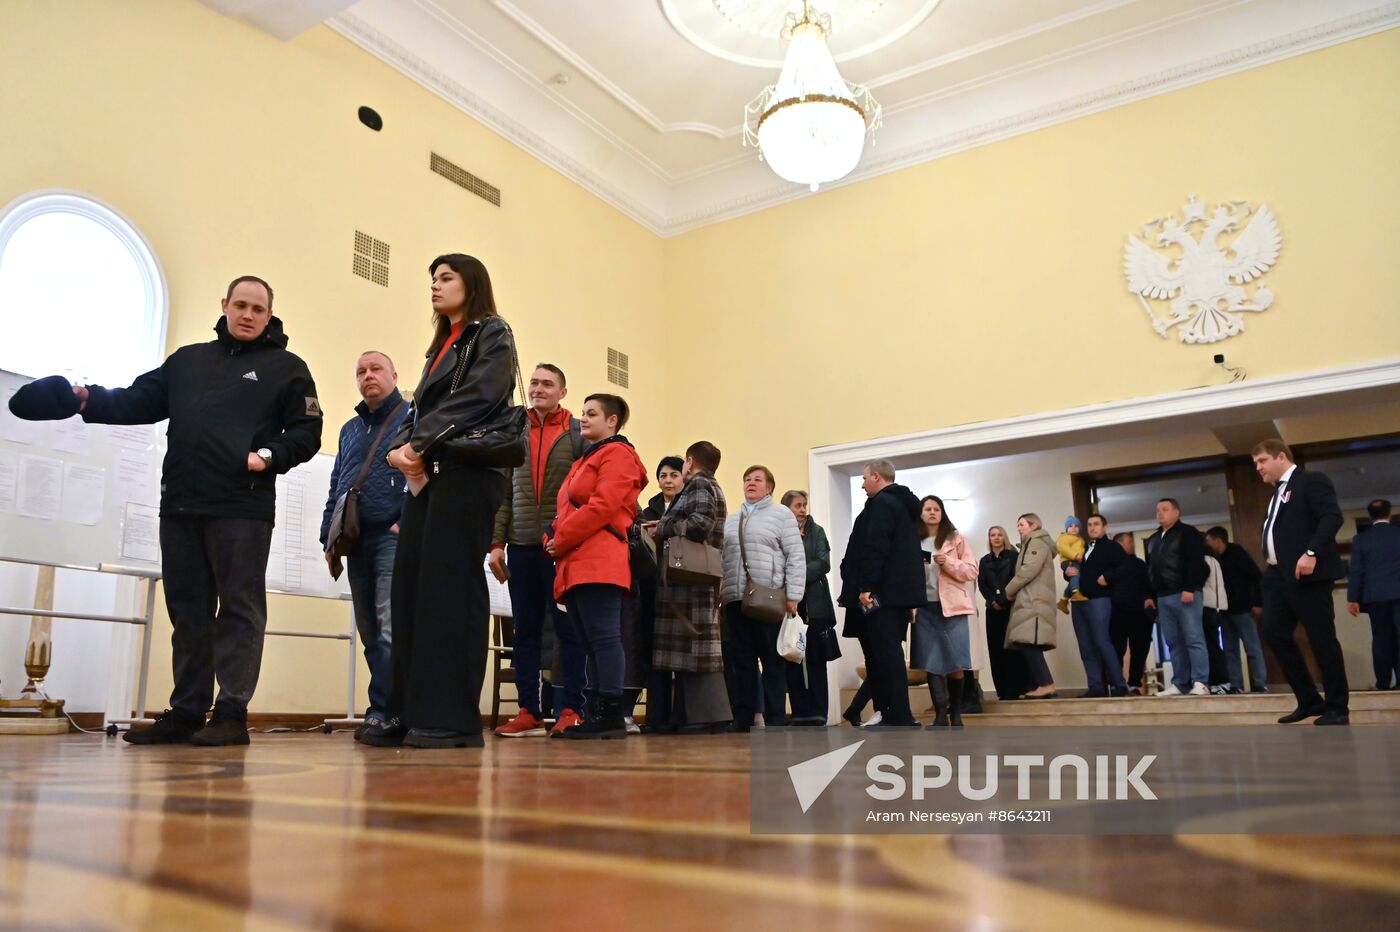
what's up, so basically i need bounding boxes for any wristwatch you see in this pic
[257,447,273,468]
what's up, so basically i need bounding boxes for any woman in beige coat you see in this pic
[1004,513,1058,699]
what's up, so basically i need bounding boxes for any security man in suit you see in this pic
[1253,438,1349,725]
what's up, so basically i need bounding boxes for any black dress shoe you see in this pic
[726,722,752,733]
[1083,688,1108,699]
[403,728,484,748]
[677,722,730,735]
[842,708,863,727]
[190,714,250,746]
[122,709,203,745]
[1314,711,1350,726]
[358,717,406,747]
[1277,705,1326,724]
[1108,685,1129,697]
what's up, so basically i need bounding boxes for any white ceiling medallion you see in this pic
[742,2,882,192]
[713,0,884,38]
[1124,195,1282,344]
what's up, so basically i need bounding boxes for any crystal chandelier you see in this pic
[742,2,881,192]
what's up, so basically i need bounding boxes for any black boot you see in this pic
[947,677,965,728]
[925,675,949,728]
[123,709,203,745]
[566,692,628,740]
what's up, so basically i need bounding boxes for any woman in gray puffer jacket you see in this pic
[1004,513,1059,699]
[720,465,805,730]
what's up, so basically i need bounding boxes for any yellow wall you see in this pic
[662,28,1400,499]
[4,1,1397,713]
[1,0,665,714]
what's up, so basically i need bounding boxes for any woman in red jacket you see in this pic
[545,393,648,739]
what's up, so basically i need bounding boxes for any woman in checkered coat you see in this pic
[645,441,732,734]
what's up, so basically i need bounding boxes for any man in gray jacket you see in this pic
[721,465,805,731]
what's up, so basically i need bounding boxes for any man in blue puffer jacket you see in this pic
[320,351,410,735]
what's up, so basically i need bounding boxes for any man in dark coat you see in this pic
[1205,526,1268,693]
[1347,499,1400,690]
[11,275,323,745]
[1070,514,1129,697]
[1110,532,1155,693]
[838,459,926,727]
[1253,438,1348,724]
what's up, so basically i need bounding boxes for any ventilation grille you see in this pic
[431,152,501,206]
[607,348,629,389]
[353,231,390,287]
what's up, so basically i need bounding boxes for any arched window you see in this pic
[0,191,167,387]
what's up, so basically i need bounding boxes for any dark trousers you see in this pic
[1365,599,1400,689]
[389,466,506,733]
[564,583,627,699]
[786,611,830,721]
[159,516,274,721]
[984,606,1029,699]
[1071,597,1125,692]
[861,606,915,725]
[506,545,586,716]
[727,602,788,726]
[1202,607,1230,686]
[1261,571,1349,715]
[1110,604,1153,688]
[346,526,397,719]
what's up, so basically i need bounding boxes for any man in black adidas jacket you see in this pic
[79,276,322,744]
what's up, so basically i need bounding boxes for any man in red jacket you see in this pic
[545,393,647,739]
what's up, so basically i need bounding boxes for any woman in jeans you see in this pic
[911,496,979,727]
[546,393,647,739]
[363,254,513,748]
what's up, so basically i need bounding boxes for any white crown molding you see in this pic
[810,358,1400,471]
[328,2,1400,237]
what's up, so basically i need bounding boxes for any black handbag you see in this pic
[325,400,406,580]
[806,621,843,662]
[439,319,528,467]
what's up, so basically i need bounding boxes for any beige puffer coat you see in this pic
[1004,527,1057,650]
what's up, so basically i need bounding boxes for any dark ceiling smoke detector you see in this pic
[358,106,383,132]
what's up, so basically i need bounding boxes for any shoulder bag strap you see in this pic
[352,400,406,491]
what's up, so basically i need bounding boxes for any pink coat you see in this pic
[928,531,978,616]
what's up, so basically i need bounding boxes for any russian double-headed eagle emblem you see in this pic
[1124,195,1281,344]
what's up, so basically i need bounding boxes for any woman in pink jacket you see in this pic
[911,495,979,728]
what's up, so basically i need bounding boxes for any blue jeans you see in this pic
[346,526,397,718]
[1220,610,1267,691]
[564,583,627,699]
[1156,592,1208,690]
[1071,597,1125,692]
[506,545,586,716]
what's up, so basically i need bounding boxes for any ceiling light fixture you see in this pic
[742,1,881,192]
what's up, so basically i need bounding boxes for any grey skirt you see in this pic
[911,604,972,675]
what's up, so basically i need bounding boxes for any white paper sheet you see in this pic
[0,449,16,513]
[114,448,159,505]
[106,423,157,451]
[0,388,43,445]
[60,462,106,525]
[120,502,160,563]
[17,455,63,520]
[47,417,91,455]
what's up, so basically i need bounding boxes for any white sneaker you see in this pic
[860,711,884,728]
[1189,682,1209,696]
[1157,684,1183,697]
[623,716,640,735]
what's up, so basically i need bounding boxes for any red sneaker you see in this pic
[495,710,547,738]
[549,708,583,739]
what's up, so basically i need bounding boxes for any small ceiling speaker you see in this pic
[358,106,383,132]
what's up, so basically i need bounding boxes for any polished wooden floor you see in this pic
[2,732,1397,930]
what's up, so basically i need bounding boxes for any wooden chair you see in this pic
[489,614,517,727]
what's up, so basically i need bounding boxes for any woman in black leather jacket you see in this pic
[979,525,1031,700]
[361,254,514,748]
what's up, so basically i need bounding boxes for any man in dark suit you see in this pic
[1253,438,1349,724]
[1110,532,1155,694]
[838,459,926,728]
[1068,514,1129,697]
[1347,499,1400,690]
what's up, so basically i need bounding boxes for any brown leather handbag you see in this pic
[739,512,787,622]
[662,537,722,587]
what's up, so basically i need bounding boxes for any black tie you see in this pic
[1261,480,1285,561]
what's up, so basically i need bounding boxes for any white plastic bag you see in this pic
[777,613,808,663]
